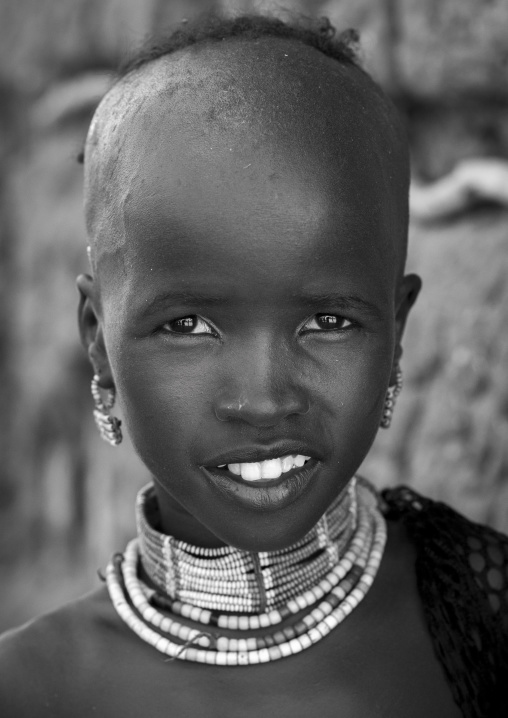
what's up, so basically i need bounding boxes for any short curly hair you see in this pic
[119,12,361,78]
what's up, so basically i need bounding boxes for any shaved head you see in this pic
[84,35,409,293]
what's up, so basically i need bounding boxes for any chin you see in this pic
[210,505,327,553]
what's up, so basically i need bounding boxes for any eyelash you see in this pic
[161,313,355,336]
[301,314,354,333]
[161,316,216,336]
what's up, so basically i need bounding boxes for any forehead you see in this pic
[85,37,408,295]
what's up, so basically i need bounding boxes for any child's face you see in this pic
[80,40,419,550]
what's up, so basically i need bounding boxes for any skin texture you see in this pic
[79,37,420,551]
[0,521,461,717]
[0,35,465,718]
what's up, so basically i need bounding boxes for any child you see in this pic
[0,12,506,718]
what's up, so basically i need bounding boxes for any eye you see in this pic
[162,315,215,335]
[301,313,354,332]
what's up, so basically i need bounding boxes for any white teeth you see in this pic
[224,454,311,482]
[260,459,282,480]
[281,456,294,473]
[241,462,262,481]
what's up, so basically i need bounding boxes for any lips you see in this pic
[199,441,323,511]
[202,460,319,511]
[221,455,311,482]
[202,441,322,470]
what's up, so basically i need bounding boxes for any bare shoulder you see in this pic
[0,587,186,718]
[0,587,118,717]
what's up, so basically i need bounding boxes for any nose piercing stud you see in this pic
[380,365,403,429]
[91,374,123,446]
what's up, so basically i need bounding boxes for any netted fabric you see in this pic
[382,486,508,718]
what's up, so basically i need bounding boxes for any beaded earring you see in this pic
[380,365,403,429]
[91,374,122,446]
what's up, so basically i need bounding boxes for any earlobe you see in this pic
[76,273,114,388]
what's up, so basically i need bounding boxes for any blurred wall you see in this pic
[0,0,507,631]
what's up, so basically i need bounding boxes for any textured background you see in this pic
[0,0,507,631]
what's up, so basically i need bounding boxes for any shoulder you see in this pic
[382,485,508,618]
[382,484,508,573]
[382,484,508,543]
[0,587,120,717]
[382,485,508,706]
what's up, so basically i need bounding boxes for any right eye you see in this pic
[162,315,215,335]
[301,313,354,332]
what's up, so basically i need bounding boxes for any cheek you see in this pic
[110,342,215,466]
[306,338,393,449]
[347,352,392,418]
[309,333,392,401]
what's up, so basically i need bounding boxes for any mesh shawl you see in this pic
[382,486,508,718]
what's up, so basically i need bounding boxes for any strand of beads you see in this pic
[152,492,372,630]
[138,483,359,616]
[105,478,387,664]
[126,493,372,631]
[106,511,385,664]
[137,479,357,612]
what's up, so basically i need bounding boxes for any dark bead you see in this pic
[283,626,295,640]
[273,631,286,645]
[279,606,291,620]
[294,621,307,635]
[328,594,341,608]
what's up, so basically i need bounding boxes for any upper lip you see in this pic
[202,440,323,467]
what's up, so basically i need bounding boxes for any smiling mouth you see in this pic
[204,455,316,492]
[201,456,319,512]
[213,454,311,482]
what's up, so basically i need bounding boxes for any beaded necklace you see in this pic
[138,479,357,615]
[106,476,387,665]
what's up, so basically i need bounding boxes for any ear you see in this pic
[391,272,421,379]
[76,273,114,389]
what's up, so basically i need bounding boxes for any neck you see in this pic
[137,479,360,614]
[150,482,227,548]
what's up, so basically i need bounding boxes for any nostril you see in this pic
[214,395,247,422]
[213,393,310,425]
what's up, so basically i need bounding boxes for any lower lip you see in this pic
[201,459,320,512]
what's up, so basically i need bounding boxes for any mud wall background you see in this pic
[1,0,507,631]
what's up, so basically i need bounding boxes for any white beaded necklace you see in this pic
[138,479,357,615]
[106,476,387,665]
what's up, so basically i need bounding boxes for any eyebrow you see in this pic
[300,292,384,318]
[139,289,383,319]
[138,290,227,318]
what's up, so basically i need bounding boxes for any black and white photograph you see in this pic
[0,1,507,715]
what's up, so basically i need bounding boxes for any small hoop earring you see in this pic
[91,374,122,446]
[380,365,403,429]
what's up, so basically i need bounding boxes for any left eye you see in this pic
[162,315,214,335]
[302,313,353,332]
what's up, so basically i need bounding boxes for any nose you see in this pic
[213,340,310,427]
